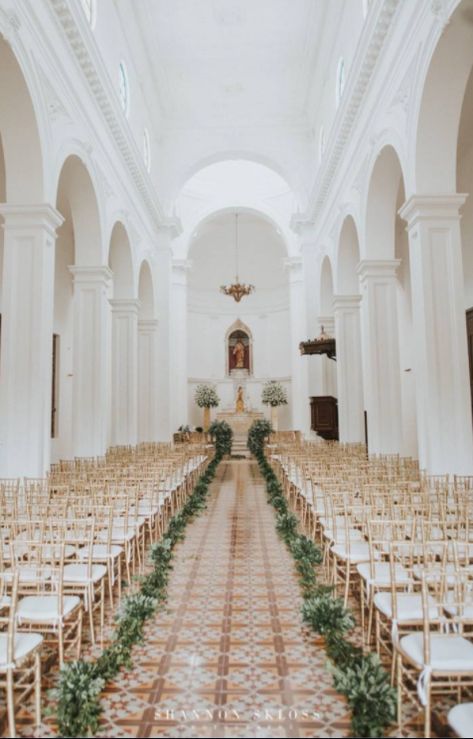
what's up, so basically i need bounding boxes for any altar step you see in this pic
[231,434,250,458]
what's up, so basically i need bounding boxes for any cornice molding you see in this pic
[296,0,401,229]
[49,0,182,236]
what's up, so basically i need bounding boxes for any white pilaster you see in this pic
[301,241,323,397]
[0,204,63,477]
[138,318,159,442]
[154,242,173,441]
[358,260,402,455]
[285,256,310,434]
[110,299,139,446]
[316,315,338,398]
[400,195,473,474]
[69,265,112,458]
[171,259,191,431]
[333,295,365,443]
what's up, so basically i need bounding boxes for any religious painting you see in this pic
[228,329,251,372]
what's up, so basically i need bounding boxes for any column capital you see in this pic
[333,294,362,312]
[399,194,467,228]
[157,216,183,239]
[357,259,400,282]
[284,255,304,283]
[69,265,113,286]
[0,203,64,235]
[109,298,141,314]
[138,318,159,332]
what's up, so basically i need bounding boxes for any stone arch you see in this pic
[55,155,103,266]
[414,0,473,192]
[108,221,135,298]
[320,255,335,316]
[365,144,406,260]
[335,215,361,295]
[137,259,155,319]
[0,35,44,202]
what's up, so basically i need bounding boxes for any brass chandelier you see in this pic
[220,212,255,302]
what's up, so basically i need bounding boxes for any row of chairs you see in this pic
[0,441,209,737]
[270,439,473,737]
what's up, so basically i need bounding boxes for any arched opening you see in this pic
[318,256,338,401]
[363,145,416,456]
[52,155,108,459]
[187,209,291,430]
[108,222,137,446]
[137,260,158,442]
[334,216,365,443]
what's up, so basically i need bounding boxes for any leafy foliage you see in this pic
[261,380,288,407]
[208,419,233,456]
[252,433,396,738]
[53,441,225,737]
[194,383,220,408]
[247,419,273,456]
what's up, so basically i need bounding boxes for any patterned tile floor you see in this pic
[3,460,454,737]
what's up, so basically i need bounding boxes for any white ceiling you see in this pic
[121,0,326,130]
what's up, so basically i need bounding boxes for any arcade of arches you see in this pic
[2,0,473,737]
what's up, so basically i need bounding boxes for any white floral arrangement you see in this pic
[194,384,220,408]
[261,381,288,407]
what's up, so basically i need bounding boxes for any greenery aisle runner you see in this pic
[52,421,233,738]
[247,420,396,739]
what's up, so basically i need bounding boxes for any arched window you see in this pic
[336,57,346,107]
[80,0,96,27]
[143,127,151,172]
[118,61,130,116]
[319,126,325,163]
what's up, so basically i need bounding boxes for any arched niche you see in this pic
[225,319,253,375]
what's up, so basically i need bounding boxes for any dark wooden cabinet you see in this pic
[467,308,473,422]
[310,396,339,440]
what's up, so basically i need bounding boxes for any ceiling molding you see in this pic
[49,0,182,235]
[299,0,401,228]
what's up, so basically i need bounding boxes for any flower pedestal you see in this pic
[203,406,211,432]
[271,406,279,432]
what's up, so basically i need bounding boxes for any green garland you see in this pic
[50,443,225,738]
[208,419,233,457]
[247,421,396,738]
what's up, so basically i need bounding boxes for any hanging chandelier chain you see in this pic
[220,210,255,302]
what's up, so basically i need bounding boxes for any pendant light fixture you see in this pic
[220,211,255,302]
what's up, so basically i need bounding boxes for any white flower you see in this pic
[195,384,220,408]
[261,381,288,407]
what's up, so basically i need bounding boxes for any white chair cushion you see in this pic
[324,528,364,543]
[399,632,473,671]
[63,563,107,583]
[17,595,80,624]
[357,561,410,585]
[0,596,11,610]
[448,702,473,738]
[0,632,43,669]
[331,541,375,563]
[79,544,123,560]
[374,592,439,621]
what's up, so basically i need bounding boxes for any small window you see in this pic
[80,0,96,27]
[118,61,130,116]
[336,57,346,107]
[319,126,325,163]
[143,128,151,172]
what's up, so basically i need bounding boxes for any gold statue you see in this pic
[236,386,245,413]
[233,338,246,369]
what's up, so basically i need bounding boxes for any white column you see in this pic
[358,260,402,455]
[0,204,63,477]
[171,259,191,431]
[316,315,337,398]
[69,266,112,458]
[400,195,473,474]
[154,244,173,441]
[138,318,159,442]
[110,299,139,446]
[301,242,323,398]
[333,295,365,443]
[285,257,310,434]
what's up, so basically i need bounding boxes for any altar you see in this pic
[216,410,264,436]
